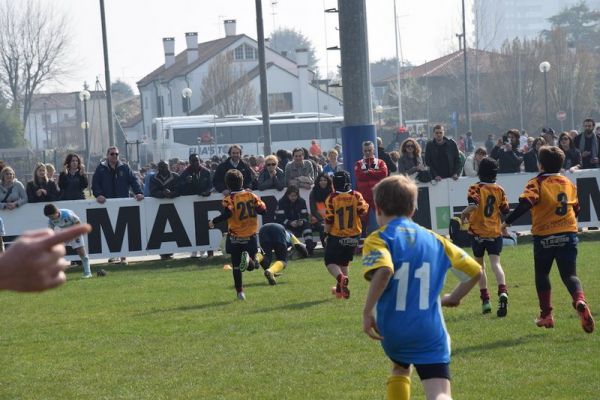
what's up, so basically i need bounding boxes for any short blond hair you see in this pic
[264,154,278,165]
[373,175,417,217]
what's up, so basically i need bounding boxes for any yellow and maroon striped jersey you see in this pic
[519,174,579,236]
[467,183,510,238]
[325,190,369,237]
[222,190,266,237]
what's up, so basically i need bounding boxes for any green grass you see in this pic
[1,241,599,399]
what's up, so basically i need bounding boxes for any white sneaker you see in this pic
[120,257,128,265]
[82,274,93,279]
[108,257,120,264]
[237,291,246,301]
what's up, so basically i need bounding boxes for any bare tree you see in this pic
[0,0,71,130]
[200,53,257,117]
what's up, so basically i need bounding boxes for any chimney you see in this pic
[185,32,198,64]
[224,19,237,37]
[296,48,309,113]
[295,48,309,68]
[163,37,175,68]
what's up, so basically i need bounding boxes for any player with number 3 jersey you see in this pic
[503,146,594,333]
[323,171,368,299]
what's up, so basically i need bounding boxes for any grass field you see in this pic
[1,240,599,400]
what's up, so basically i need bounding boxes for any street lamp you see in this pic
[375,105,384,136]
[182,87,192,116]
[79,86,91,164]
[539,61,551,128]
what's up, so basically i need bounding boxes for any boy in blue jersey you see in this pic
[44,204,92,278]
[362,175,482,400]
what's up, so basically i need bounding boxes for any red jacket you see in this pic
[354,157,388,206]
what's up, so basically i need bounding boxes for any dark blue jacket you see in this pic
[92,160,142,199]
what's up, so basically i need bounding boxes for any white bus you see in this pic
[149,113,344,160]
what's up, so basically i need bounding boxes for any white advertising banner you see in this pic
[1,170,598,259]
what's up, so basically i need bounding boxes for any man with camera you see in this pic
[490,129,523,174]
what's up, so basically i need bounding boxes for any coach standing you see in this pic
[92,146,144,264]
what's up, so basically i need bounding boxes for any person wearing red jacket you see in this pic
[354,140,388,235]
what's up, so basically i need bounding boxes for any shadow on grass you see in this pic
[141,300,233,315]
[85,256,228,275]
[253,299,330,314]
[453,332,545,356]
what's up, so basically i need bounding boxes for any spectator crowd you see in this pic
[1,118,599,260]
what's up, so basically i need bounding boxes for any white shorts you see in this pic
[66,235,85,250]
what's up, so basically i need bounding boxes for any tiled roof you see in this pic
[137,34,246,86]
[30,92,76,110]
[378,48,499,82]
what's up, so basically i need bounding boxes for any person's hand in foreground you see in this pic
[0,224,92,292]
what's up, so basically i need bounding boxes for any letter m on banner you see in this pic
[87,206,142,254]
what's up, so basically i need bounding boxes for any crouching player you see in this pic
[324,171,368,299]
[43,204,92,278]
[362,175,481,400]
[209,170,266,300]
[256,222,309,285]
[502,146,594,333]
[461,157,510,317]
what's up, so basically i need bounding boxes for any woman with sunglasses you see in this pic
[256,154,285,191]
[397,138,425,177]
[558,132,581,173]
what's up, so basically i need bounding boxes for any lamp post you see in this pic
[79,86,91,164]
[181,87,192,116]
[539,61,551,128]
[375,105,384,136]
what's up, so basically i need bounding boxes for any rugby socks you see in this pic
[81,256,91,276]
[480,288,490,302]
[537,290,553,317]
[290,234,301,246]
[386,375,411,400]
[268,260,285,274]
[255,252,264,265]
[497,284,507,296]
[571,291,586,309]
[232,268,243,293]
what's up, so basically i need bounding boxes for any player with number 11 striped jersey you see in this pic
[363,217,481,364]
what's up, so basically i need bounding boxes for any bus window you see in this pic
[218,126,232,144]
[231,125,260,143]
[271,124,288,141]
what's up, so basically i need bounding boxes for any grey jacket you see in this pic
[0,180,28,209]
[256,168,285,191]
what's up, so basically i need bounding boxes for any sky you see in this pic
[47,0,466,94]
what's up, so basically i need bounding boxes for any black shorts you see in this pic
[324,235,359,266]
[533,232,578,272]
[226,234,258,268]
[471,236,503,258]
[392,360,451,381]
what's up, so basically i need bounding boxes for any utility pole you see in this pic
[461,0,471,132]
[99,0,115,146]
[255,0,272,155]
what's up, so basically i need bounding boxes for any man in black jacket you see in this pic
[179,154,212,196]
[424,125,461,181]
[212,145,253,194]
[377,137,397,175]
